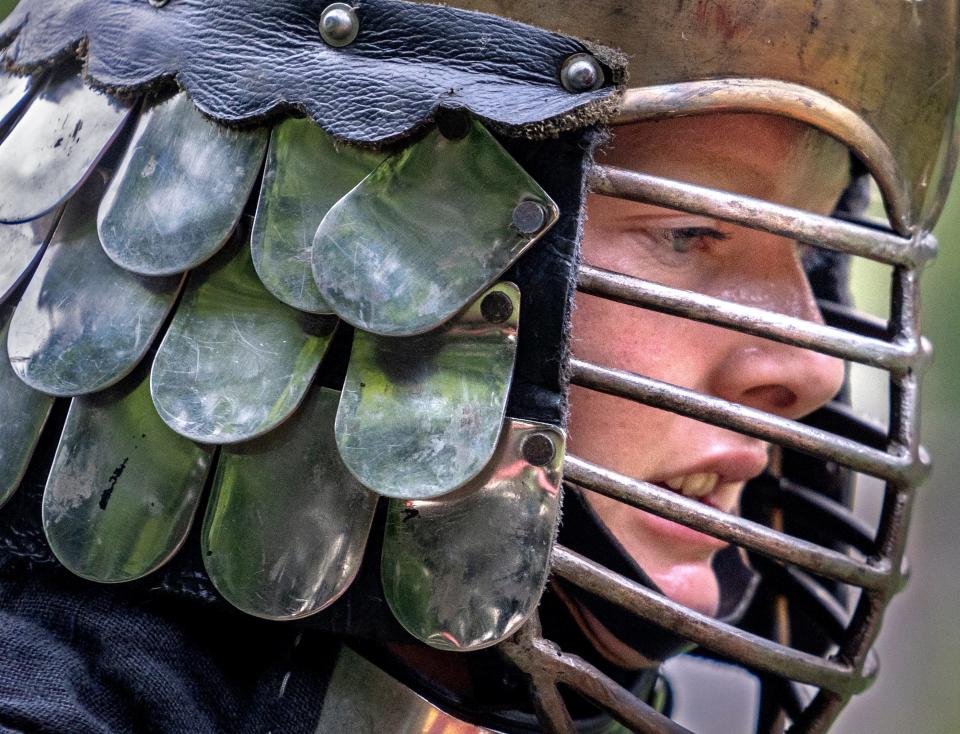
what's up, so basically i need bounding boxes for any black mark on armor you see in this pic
[53,137,64,148]
[402,508,420,523]
[99,457,129,510]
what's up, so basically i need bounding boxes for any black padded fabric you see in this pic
[0,561,336,734]
[503,129,599,427]
[0,0,623,145]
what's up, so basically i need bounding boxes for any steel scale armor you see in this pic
[0,0,957,732]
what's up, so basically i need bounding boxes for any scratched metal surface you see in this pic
[42,362,214,583]
[381,419,565,651]
[0,304,54,508]
[0,71,33,132]
[7,169,184,396]
[251,118,384,314]
[99,92,268,276]
[313,120,558,337]
[150,234,336,444]
[0,70,134,224]
[0,66,570,660]
[336,282,520,500]
[203,386,378,620]
[0,208,61,304]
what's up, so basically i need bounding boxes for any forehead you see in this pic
[598,113,852,211]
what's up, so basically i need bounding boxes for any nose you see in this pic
[706,241,846,421]
[711,341,845,420]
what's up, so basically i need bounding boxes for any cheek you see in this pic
[566,293,737,479]
[570,293,709,382]
[567,296,690,478]
[567,385,673,480]
[572,293,658,367]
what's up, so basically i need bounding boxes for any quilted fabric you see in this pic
[0,0,623,144]
[0,561,334,734]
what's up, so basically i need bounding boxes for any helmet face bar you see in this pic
[0,1,957,733]
[547,182,924,732]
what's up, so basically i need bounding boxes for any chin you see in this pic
[647,558,721,617]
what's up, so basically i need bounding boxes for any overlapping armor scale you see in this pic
[0,68,562,647]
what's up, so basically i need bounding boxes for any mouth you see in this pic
[653,473,740,513]
[652,449,770,514]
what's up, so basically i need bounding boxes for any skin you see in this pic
[567,113,850,665]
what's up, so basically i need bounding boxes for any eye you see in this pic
[657,226,729,253]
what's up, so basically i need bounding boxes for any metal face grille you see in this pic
[499,159,934,733]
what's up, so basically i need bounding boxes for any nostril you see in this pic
[743,385,797,412]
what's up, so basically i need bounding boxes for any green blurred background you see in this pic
[833,179,960,732]
[1,0,959,730]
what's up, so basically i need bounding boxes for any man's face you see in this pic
[568,114,849,619]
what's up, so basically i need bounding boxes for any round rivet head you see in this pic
[522,433,557,467]
[512,200,548,235]
[560,53,605,93]
[436,109,472,141]
[480,290,515,324]
[148,0,170,7]
[319,3,359,48]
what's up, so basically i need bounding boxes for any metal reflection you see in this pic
[0,71,133,224]
[0,72,33,133]
[203,387,377,620]
[381,419,564,652]
[336,282,519,500]
[0,304,54,508]
[7,170,184,397]
[313,120,557,336]
[42,362,214,583]
[251,118,384,313]
[0,208,61,305]
[316,647,502,733]
[150,236,336,444]
[98,92,269,276]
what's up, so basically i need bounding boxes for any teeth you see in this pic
[664,472,719,498]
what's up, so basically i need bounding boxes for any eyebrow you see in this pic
[607,208,722,227]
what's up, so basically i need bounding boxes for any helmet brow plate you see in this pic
[411,0,960,234]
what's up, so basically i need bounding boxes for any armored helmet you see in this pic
[0,0,956,732]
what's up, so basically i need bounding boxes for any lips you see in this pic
[653,446,770,514]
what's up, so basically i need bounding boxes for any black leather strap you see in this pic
[0,0,623,144]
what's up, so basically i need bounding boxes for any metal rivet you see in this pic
[522,433,556,467]
[512,200,548,235]
[319,3,360,48]
[148,0,170,7]
[436,109,472,141]
[560,53,605,93]
[480,290,514,324]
